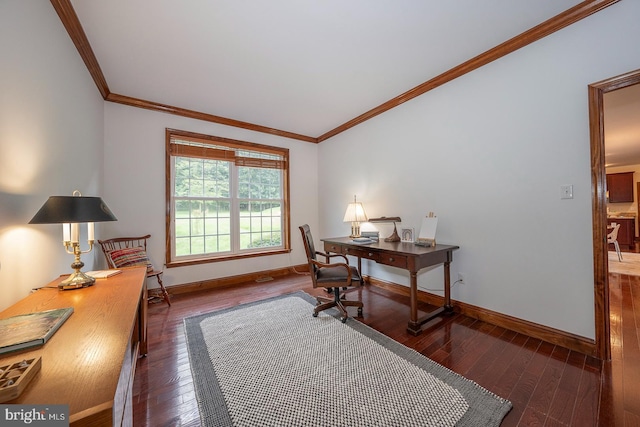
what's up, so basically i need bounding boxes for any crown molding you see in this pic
[317,0,620,142]
[51,0,619,143]
[50,0,110,99]
[107,93,318,143]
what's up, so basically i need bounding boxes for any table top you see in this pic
[321,236,459,257]
[0,267,146,421]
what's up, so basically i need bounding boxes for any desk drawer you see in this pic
[377,254,407,269]
[324,243,344,254]
[342,246,379,262]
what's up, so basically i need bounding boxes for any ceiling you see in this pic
[68,0,590,140]
[604,83,640,168]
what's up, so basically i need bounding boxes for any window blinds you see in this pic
[169,133,287,170]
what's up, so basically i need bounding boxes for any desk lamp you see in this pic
[30,190,117,290]
[343,195,368,238]
[368,216,402,242]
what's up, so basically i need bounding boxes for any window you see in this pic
[166,129,290,266]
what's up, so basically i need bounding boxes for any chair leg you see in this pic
[329,288,348,322]
[155,273,171,306]
[313,296,337,317]
[614,241,623,262]
[313,287,363,323]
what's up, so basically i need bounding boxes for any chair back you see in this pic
[299,224,318,273]
[607,223,620,243]
[98,235,151,268]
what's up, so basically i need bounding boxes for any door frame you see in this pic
[589,68,640,360]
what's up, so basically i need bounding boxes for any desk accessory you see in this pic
[416,212,437,247]
[0,357,42,403]
[414,241,433,247]
[351,237,375,244]
[360,231,379,241]
[368,216,402,242]
[343,195,368,238]
[0,307,73,355]
[29,190,118,290]
[401,227,415,242]
[86,269,122,279]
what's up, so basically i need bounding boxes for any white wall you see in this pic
[0,1,105,310]
[318,0,640,340]
[102,103,319,289]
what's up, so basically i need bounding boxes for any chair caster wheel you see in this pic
[313,312,318,317]
[357,309,363,317]
[341,317,347,323]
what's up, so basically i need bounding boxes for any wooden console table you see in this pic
[322,237,459,335]
[0,266,147,426]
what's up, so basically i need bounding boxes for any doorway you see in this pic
[589,68,640,360]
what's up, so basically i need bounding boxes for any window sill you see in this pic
[166,248,291,268]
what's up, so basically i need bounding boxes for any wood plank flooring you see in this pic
[132,271,640,426]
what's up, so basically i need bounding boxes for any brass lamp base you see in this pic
[59,271,96,290]
[59,254,96,290]
[349,222,361,238]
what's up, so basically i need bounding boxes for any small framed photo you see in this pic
[400,227,415,242]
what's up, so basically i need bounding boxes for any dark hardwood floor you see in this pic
[133,269,640,426]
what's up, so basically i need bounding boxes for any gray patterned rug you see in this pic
[184,292,512,426]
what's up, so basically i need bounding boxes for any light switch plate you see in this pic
[560,184,574,199]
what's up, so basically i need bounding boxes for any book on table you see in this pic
[86,269,122,279]
[0,307,74,355]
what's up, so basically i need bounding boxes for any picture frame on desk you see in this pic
[400,227,415,242]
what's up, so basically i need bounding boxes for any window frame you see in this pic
[165,128,291,268]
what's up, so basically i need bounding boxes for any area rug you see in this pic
[184,292,512,427]
[608,251,640,276]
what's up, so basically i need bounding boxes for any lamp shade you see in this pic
[343,202,368,223]
[29,195,117,224]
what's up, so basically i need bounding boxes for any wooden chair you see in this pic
[97,234,171,306]
[299,224,363,322]
[607,223,623,262]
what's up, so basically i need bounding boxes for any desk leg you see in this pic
[407,271,421,335]
[406,260,455,336]
[444,260,453,311]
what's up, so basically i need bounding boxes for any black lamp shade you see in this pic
[29,196,117,224]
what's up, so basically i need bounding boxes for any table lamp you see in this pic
[343,195,368,238]
[30,190,118,290]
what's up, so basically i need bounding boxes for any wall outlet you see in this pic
[458,272,465,284]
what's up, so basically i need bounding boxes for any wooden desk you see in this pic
[0,267,147,426]
[322,237,459,335]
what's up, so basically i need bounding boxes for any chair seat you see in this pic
[316,265,361,285]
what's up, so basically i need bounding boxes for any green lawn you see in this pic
[175,206,282,255]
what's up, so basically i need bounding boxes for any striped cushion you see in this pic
[107,247,154,272]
